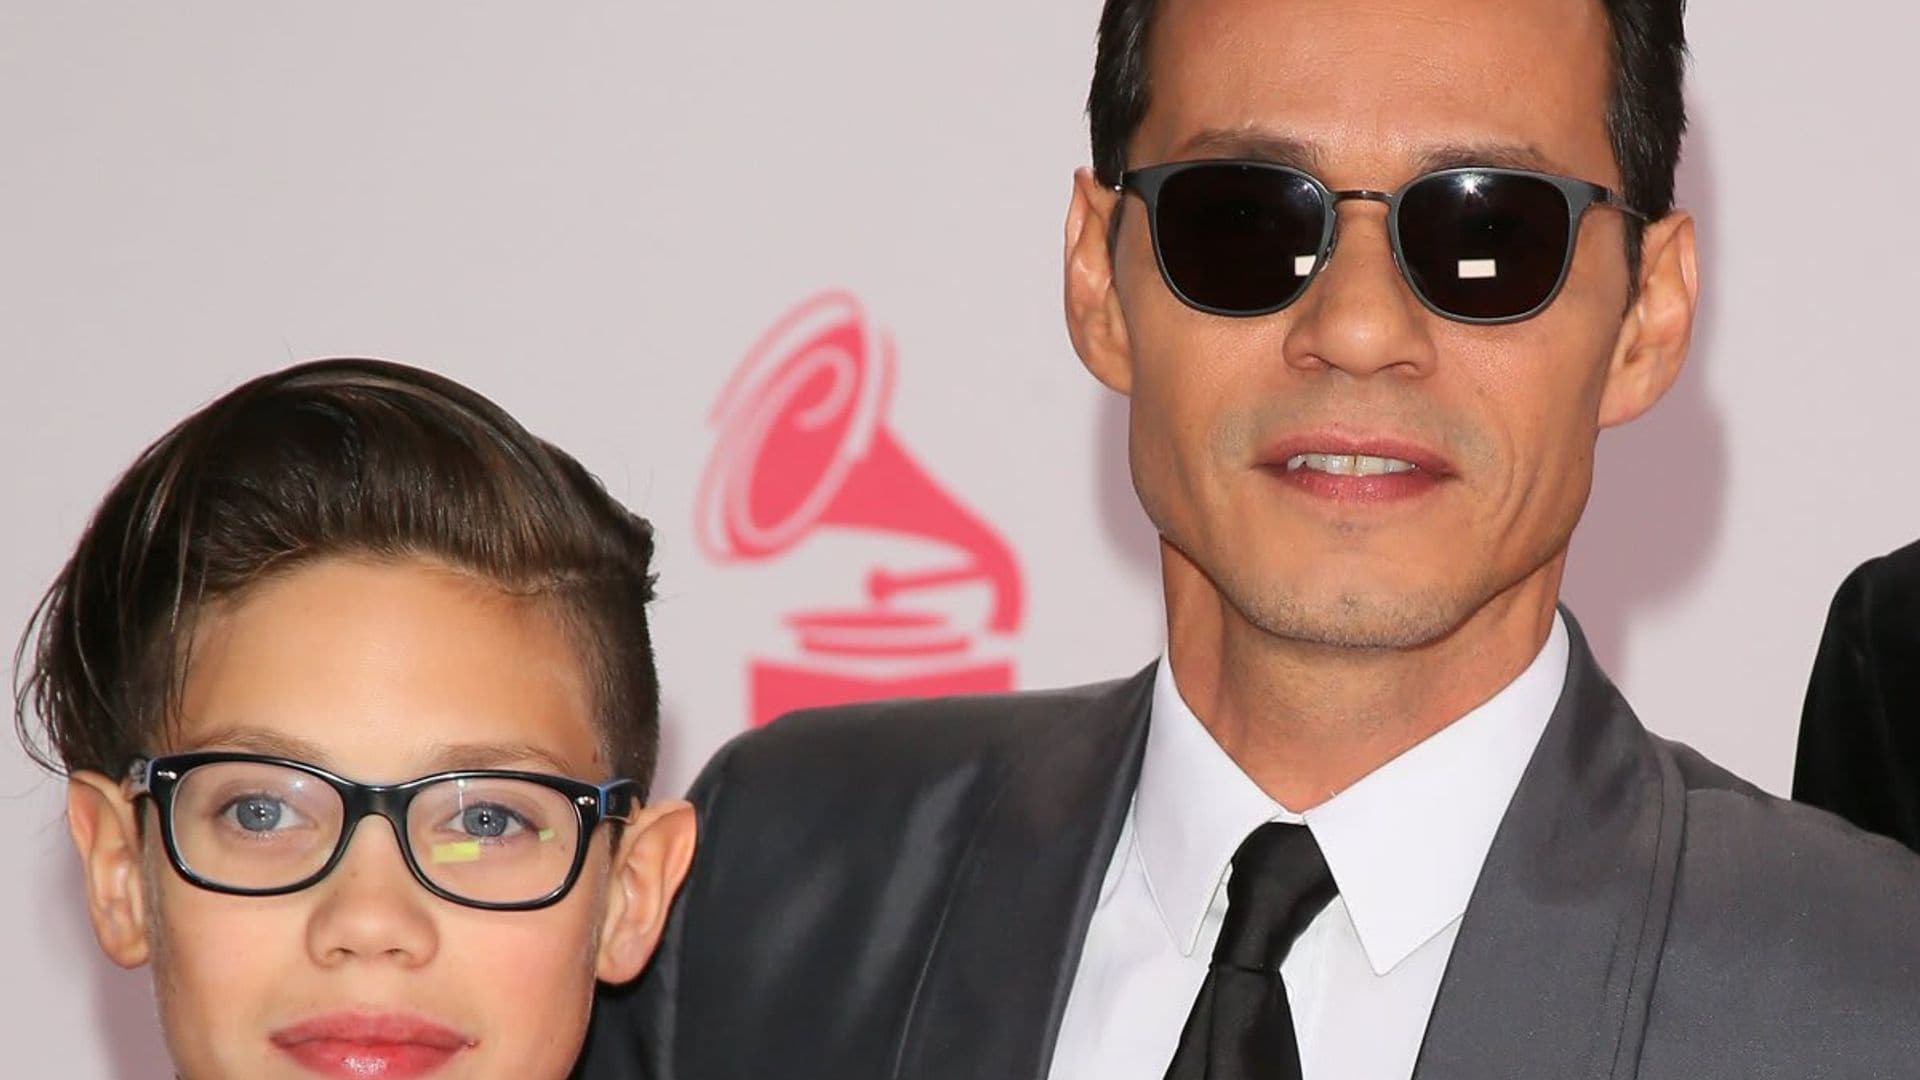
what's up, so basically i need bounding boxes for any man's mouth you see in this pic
[1284,452,1421,477]
[1259,432,1453,505]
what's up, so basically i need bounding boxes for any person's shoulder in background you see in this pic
[1793,537,1920,853]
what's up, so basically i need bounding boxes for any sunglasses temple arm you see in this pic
[1595,186,1650,222]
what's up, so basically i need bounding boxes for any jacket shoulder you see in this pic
[682,671,1151,822]
[1663,735,1920,882]
[705,673,1144,784]
[1639,740,1920,1067]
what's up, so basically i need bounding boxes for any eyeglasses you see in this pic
[125,753,640,911]
[1117,160,1647,324]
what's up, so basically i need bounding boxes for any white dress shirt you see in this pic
[1046,615,1570,1080]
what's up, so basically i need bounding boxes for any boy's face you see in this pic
[65,556,694,1080]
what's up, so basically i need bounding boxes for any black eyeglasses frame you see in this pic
[1117,159,1648,325]
[124,751,640,912]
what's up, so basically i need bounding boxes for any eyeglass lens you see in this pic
[168,760,582,906]
[1147,164,1576,320]
[1395,171,1572,320]
[1153,163,1327,315]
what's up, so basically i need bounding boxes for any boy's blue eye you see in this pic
[457,803,525,839]
[224,794,289,832]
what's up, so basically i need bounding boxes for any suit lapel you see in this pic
[892,665,1155,1080]
[1412,614,1686,1080]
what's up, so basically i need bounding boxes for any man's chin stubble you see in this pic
[1230,584,1493,653]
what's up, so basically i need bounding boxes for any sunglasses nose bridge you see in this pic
[1293,191,1439,359]
[1318,188,1397,269]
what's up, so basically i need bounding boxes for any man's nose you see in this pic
[1281,204,1440,379]
[304,816,440,969]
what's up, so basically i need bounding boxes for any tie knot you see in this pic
[1213,822,1338,973]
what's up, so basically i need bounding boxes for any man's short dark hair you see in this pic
[1089,0,1688,250]
[14,358,661,796]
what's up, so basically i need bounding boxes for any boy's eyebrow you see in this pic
[186,726,326,762]
[425,742,579,775]
[181,726,579,777]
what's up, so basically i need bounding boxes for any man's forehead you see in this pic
[1139,0,1615,180]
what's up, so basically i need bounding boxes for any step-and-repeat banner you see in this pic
[4,3,1918,1074]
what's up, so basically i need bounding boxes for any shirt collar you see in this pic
[1133,613,1569,976]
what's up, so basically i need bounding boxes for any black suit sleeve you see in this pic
[574,737,738,1080]
[1793,544,1920,854]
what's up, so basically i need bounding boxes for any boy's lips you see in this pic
[269,1012,474,1079]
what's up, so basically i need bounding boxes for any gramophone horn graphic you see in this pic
[697,291,1025,727]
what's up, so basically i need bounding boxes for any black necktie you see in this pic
[1163,822,1339,1080]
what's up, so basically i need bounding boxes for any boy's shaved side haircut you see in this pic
[15,358,661,795]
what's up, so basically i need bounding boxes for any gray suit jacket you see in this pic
[580,617,1920,1079]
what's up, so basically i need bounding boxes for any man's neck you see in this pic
[1162,544,1564,811]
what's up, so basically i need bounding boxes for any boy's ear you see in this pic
[594,799,696,985]
[67,771,153,968]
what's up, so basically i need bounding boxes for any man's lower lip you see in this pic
[275,1040,461,1079]
[1264,465,1445,502]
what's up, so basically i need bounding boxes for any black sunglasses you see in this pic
[126,752,640,912]
[1118,160,1647,324]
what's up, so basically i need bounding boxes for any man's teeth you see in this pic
[1284,453,1419,476]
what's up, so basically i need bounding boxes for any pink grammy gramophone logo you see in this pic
[697,291,1026,727]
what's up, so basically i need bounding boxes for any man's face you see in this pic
[1081,0,1685,649]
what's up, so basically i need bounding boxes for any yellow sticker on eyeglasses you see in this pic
[431,840,483,864]
[430,830,555,861]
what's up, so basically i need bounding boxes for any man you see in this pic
[583,0,1920,1077]
[1795,538,1920,853]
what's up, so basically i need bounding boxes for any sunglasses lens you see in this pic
[1151,164,1327,315]
[1397,171,1572,321]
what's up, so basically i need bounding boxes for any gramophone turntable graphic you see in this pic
[697,291,1026,728]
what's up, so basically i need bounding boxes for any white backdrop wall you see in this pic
[3,3,1916,1075]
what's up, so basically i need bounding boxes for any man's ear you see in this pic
[1065,167,1135,396]
[67,772,153,968]
[1598,211,1699,428]
[594,799,696,985]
